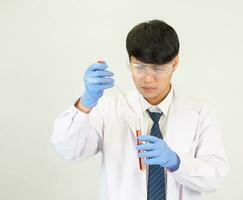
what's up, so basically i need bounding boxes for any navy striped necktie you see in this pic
[146,109,166,200]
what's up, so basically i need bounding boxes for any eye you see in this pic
[153,66,164,71]
[134,64,145,69]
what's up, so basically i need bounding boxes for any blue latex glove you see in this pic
[80,61,114,108]
[136,135,180,171]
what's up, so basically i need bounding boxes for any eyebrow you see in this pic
[133,61,146,65]
[133,62,161,67]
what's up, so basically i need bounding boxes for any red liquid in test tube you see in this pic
[136,130,145,171]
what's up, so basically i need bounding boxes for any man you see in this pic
[51,19,229,200]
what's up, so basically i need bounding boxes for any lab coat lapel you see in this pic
[165,89,200,153]
[123,90,145,139]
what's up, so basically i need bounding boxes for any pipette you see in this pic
[97,60,137,115]
[97,60,145,171]
[114,83,145,171]
[115,84,145,171]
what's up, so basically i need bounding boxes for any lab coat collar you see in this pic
[137,84,174,116]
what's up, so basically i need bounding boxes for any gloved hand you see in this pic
[80,61,114,108]
[136,135,180,171]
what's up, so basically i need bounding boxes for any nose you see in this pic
[144,73,155,83]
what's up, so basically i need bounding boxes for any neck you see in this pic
[146,84,171,105]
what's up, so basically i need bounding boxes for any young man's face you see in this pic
[130,56,179,105]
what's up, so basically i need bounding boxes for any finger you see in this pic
[88,77,114,84]
[137,150,159,158]
[88,63,108,71]
[100,83,114,90]
[137,135,159,143]
[136,143,155,151]
[91,70,114,77]
[143,158,160,166]
[92,83,114,91]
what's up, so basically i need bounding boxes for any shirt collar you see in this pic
[137,84,174,116]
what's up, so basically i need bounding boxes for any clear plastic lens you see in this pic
[129,63,172,77]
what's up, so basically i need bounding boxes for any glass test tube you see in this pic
[136,118,146,171]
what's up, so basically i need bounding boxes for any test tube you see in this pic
[136,118,146,171]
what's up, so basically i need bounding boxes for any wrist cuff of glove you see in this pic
[167,153,181,172]
[80,94,98,109]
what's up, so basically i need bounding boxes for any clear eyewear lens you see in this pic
[129,63,172,77]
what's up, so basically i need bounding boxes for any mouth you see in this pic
[141,87,156,92]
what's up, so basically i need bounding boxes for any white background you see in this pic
[0,0,243,199]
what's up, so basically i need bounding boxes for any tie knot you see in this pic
[147,109,163,124]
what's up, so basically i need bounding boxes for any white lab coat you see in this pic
[50,87,229,200]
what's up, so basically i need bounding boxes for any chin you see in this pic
[140,91,158,99]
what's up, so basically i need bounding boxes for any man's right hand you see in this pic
[80,61,114,109]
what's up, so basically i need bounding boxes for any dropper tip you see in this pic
[97,60,105,64]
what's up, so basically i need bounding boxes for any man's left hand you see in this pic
[136,135,180,171]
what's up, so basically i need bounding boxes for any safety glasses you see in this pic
[127,61,173,78]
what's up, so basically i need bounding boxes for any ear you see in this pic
[172,55,179,72]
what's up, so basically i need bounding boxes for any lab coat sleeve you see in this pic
[50,98,104,161]
[171,106,230,193]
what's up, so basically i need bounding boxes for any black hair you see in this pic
[126,19,179,65]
